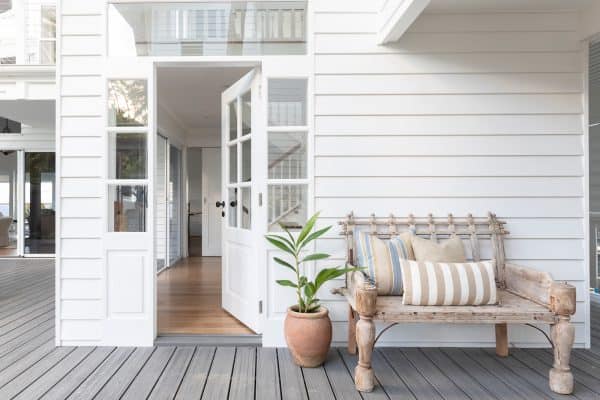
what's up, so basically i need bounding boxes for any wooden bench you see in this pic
[332,213,577,395]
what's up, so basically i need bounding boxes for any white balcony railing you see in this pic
[109,1,307,57]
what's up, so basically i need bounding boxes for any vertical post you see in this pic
[354,284,378,392]
[549,282,576,394]
[495,323,508,357]
[348,305,357,354]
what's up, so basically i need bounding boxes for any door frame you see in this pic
[153,60,267,337]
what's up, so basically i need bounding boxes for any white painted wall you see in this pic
[312,0,589,348]
[56,0,105,345]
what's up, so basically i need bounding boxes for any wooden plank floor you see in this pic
[2,259,600,399]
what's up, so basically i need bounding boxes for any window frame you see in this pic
[106,79,150,233]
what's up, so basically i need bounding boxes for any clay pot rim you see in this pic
[287,306,329,319]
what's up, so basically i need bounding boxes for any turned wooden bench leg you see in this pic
[348,305,358,355]
[352,279,378,392]
[548,282,576,395]
[355,313,375,392]
[549,316,574,394]
[495,323,509,357]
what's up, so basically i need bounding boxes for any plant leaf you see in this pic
[298,276,308,288]
[315,267,362,291]
[276,279,297,288]
[265,236,294,255]
[298,226,332,250]
[296,212,320,246]
[301,253,330,263]
[273,257,295,272]
[304,282,316,298]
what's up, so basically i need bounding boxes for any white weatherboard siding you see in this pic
[314,1,588,347]
[57,0,105,345]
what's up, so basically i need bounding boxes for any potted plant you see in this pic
[266,212,360,367]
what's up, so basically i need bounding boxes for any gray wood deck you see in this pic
[1,259,600,399]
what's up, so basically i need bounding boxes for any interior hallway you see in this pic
[157,256,253,335]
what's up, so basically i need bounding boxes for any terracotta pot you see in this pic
[284,306,332,367]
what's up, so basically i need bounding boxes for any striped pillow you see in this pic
[355,230,414,295]
[400,260,497,305]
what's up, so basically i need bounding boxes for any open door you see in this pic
[221,69,264,333]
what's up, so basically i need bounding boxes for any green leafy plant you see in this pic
[266,212,361,313]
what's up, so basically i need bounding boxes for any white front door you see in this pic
[221,69,264,333]
[201,147,221,256]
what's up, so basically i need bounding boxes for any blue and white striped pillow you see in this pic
[354,229,414,296]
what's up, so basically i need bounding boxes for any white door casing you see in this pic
[221,68,265,333]
[202,147,222,256]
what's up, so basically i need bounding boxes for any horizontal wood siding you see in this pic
[57,0,105,344]
[313,2,588,346]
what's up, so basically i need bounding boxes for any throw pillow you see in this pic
[400,259,498,305]
[411,235,466,263]
[354,230,414,295]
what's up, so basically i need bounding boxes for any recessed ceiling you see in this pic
[427,0,593,12]
[157,66,252,135]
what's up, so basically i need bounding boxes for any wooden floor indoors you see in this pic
[1,259,600,399]
[157,256,253,335]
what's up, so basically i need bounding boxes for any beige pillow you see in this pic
[411,235,466,263]
[400,259,498,305]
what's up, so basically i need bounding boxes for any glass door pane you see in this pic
[169,145,182,264]
[0,151,18,256]
[25,152,55,255]
[156,135,168,272]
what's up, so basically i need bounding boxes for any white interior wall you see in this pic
[312,0,589,348]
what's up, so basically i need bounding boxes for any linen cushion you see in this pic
[355,230,414,295]
[400,259,498,305]
[411,235,467,263]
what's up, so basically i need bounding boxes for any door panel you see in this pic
[202,147,221,256]
[221,68,264,333]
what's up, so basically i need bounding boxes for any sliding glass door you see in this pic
[24,152,55,255]
[0,151,19,257]
[155,136,183,271]
[156,135,168,272]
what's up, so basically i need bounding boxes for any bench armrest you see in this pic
[504,263,576,314]
[332,269,378,316]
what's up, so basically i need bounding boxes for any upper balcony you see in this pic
[109,1,307,57]
[0,0,56,66]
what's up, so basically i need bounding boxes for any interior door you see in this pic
[221,68,263,333]
[202,147,221,256]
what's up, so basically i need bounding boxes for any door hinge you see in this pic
[259,300,263,314]
[258,192,263,207]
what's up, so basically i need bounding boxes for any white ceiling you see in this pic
[0,100,54,129]
[427,0,593,12]
[157,66,252,136]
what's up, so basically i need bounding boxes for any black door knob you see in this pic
[216,201,225,208]
[230,200,237,207]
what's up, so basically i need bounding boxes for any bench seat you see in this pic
[336,287,556,324]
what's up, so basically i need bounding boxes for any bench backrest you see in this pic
[339,212,509,288]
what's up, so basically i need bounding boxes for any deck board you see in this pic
[0,260,599,399]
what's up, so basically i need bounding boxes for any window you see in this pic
[107,79,149,232]
[267,79,308,231]
[40,6,56,64]
[226,89,252,230]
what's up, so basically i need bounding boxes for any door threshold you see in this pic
[156,334,262,346]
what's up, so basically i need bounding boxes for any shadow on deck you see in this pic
[1,260,599,399]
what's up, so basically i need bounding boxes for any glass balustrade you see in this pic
[109,1,306,57]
